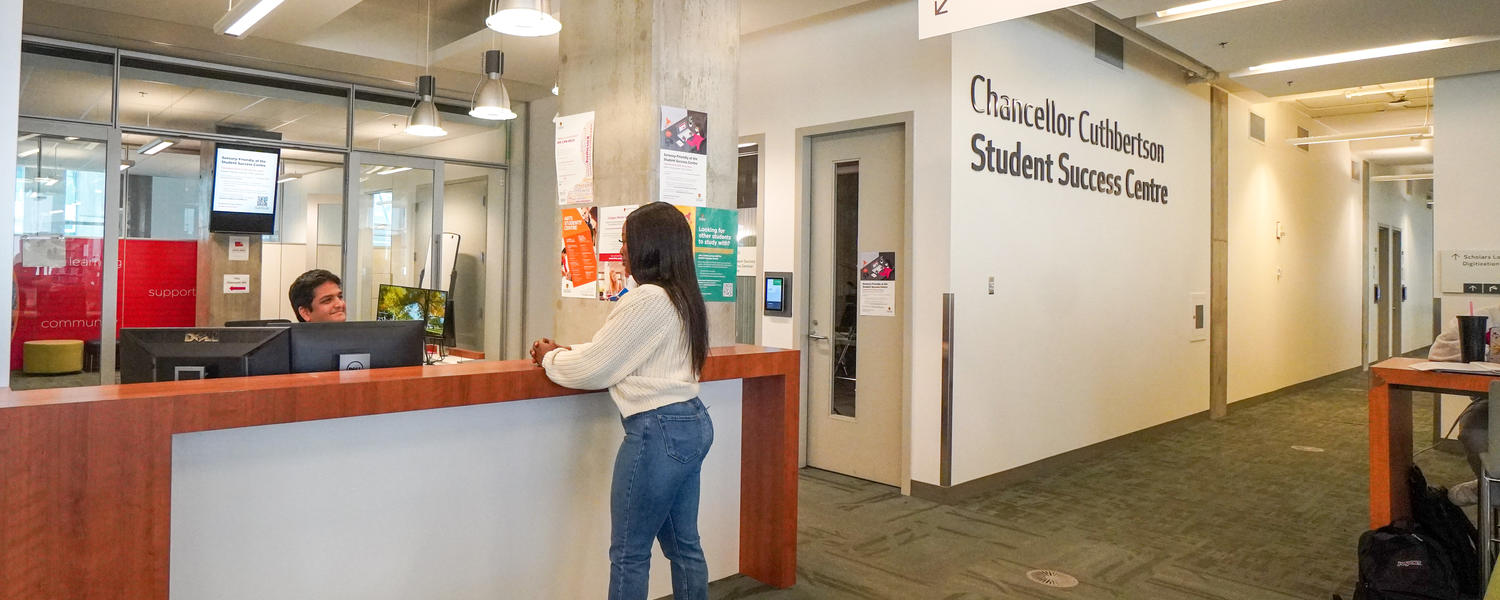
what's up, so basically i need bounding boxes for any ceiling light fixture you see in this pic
[1344,83,1431,99]
[1285,125,1431,146]
[469,50,517,121]
[120,160,135,172]
[17,133,39,142]
[35,177,58,186]
[1371,173,1433,182]
[213,0,285,37]
[277,174,301,184]
[17,147,38,158]
[1138,0,1284,26]
[406,0,447,137]
[377,166,412,175]
[486,0,561,37]
[1240,39,1472,76]
[139,137,175,155]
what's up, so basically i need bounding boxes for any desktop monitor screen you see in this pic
[288,320,424,373]
[208,144,280,234]
[376,284,449,339]
[119,327,290,384]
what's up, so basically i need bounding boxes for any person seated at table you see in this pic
[1428,304,1500,504]
[289,269,346,323]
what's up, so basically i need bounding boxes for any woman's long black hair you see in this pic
[624,202,709,375]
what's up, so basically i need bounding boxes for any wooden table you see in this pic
[1369,357,1492,528]
[0,345,800,599]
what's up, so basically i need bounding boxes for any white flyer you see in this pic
[223,274,250,294]
[597,205,638,261]
[20,235,65,268]
[658,106,709,207]
[228,235,250,261]
[554,111,595,206]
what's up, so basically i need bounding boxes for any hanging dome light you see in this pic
[406,75,448,137]
[486,0,561,37]
[469,50,517,120]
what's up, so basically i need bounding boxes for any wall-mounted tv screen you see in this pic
[209,144,280,234]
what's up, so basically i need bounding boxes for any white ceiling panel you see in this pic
[1236,40,1500,97]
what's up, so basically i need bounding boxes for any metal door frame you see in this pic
[793,113,915,494]
[18,117,123,383]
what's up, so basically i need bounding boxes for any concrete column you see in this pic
[194,142,263,326]
[552,0,739,345]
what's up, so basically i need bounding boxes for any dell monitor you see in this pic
[287,320,424,373]
[375,283,450,342]
[119,327,290,384]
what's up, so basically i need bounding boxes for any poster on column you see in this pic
[554,111,595,205]
[693,207,738,303]
[560,207,599,298]
[597,205,637,301]
[858,251,896,316]
[659,106,708,207]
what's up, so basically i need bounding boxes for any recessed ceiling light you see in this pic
[377,166,412,175]
[214,0,286,37]
[139,137,175,155]
[1238,38,1491,76]
[18,147,38,158]
[1139,0,1285,26]
[17,133,39,142]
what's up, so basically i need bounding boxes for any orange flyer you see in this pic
[561,208,598,287]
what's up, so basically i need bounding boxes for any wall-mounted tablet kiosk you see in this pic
[763,272,792,317]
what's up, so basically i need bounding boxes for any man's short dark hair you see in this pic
[289,269,341,322]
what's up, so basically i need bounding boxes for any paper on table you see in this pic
[1409,361,1500,375]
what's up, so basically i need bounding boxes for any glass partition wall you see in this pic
[12,37,513,389]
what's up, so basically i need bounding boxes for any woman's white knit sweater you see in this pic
[541,284,699,417]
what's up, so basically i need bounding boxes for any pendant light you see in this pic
[486,0,561,37]
[406,0,448,137]
[469,50,516,120]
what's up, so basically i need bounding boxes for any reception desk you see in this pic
[0,345,799,598]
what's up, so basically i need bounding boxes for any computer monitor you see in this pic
[376,284,449,341]
[118,327,290,384]
[287,320,424,373]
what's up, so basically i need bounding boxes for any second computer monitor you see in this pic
[287,320,424,373]
[376,283,449,339]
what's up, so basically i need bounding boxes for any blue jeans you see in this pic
[610,398,714,600]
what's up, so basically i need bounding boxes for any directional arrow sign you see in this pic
[919,0,1091,39]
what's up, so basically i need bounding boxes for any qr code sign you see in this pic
[722,283,734,296]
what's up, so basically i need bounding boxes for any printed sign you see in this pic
[693,207,738,303]
[858,251,897,316]
[555,112,595,205]
[919,0,1089,39]
[223,274,250,294]
[561,207,599,298]
[228,235,250,261]
[212,146,279,215]
[659,106,709,207]
[1441,250,1500,294]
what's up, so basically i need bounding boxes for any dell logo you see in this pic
[183,333,220,343]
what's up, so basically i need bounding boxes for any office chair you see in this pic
[1480,380,1500,589]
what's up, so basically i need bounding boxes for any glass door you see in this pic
[12,119,121,389]
[345,153,442,322]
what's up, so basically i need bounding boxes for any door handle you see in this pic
[807,334,828,341]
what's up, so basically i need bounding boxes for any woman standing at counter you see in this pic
[530,202,713,600]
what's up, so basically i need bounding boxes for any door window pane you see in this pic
[832,162,859,417]
[11,133,107,389]
[260,150,345,321]
[441,164,505,352]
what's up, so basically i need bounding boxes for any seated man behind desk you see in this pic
[289,269,346,323]
[1428,304,1500,504]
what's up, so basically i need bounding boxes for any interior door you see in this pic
[345,153,442,322]
[807,125,904,486]
[1393,229,1403,356]
[1377,226,1391,361]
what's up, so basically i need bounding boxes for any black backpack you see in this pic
[1352,466,1480,600]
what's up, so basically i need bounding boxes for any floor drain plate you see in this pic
[1291,445,1326,453]
[1026,569,1080,588]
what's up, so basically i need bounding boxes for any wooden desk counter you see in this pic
[1368,357,1492,529]
[0,345,800,599]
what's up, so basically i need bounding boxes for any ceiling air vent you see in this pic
[1094,25,1124,69]
[1249,113,1266,143]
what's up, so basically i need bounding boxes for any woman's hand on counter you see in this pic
[530,338,570,366]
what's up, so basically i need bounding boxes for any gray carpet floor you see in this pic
[703,359,1474,599]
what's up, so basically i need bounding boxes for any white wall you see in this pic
[947,14,1210,482]
[0,2,20,387]
[172,381,743,599]
[1226,99,1363,401]
[738,0,952,482]
[1435,71,1500,352]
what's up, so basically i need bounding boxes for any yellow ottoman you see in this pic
[23,339,84,375]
